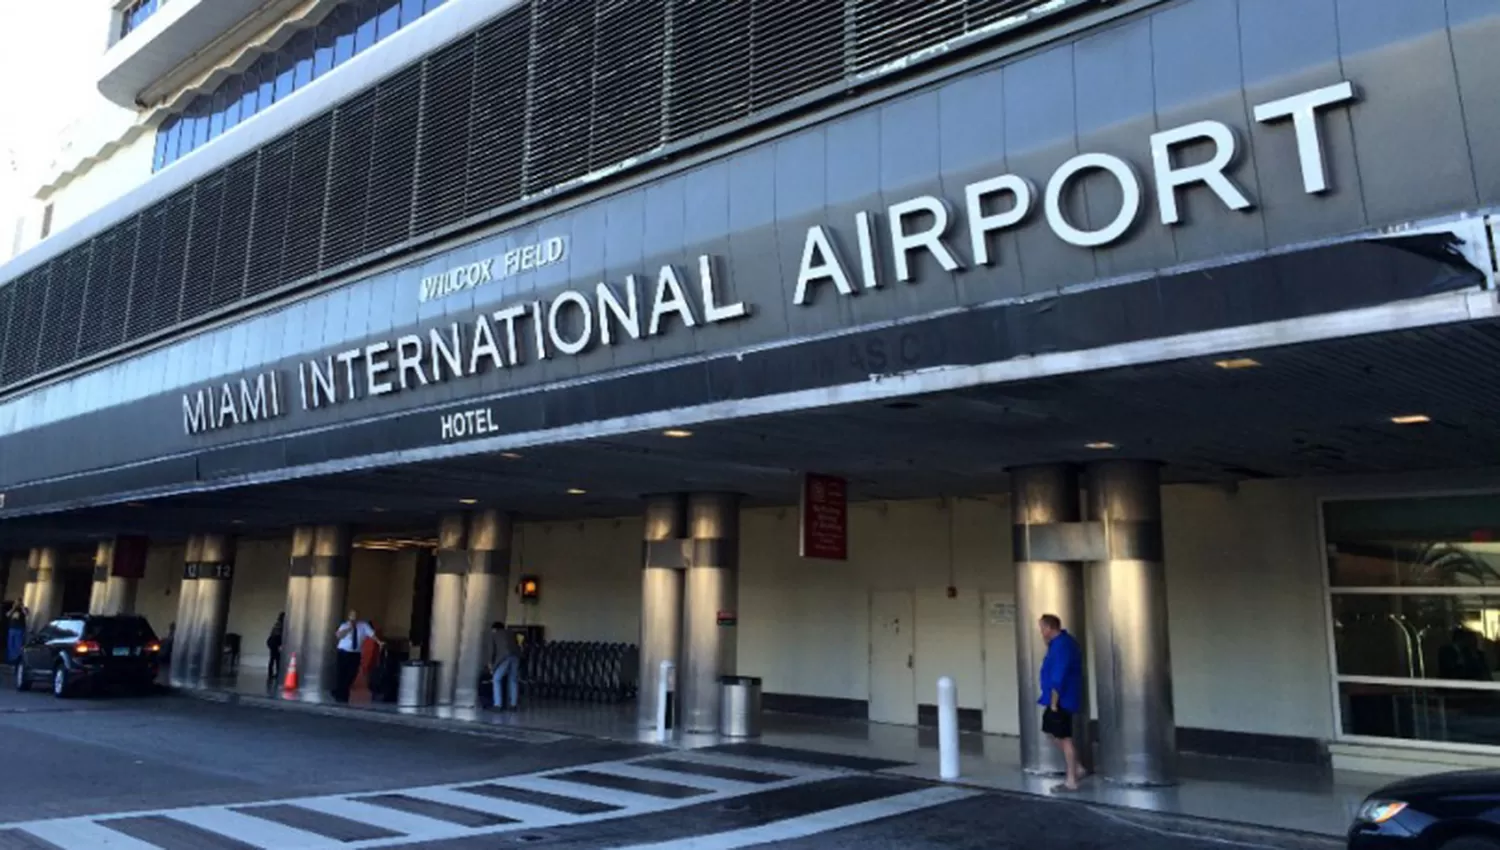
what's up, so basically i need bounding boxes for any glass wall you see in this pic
[153,0,446,171]
[1327,495,1500,748]
[120,0,160,39]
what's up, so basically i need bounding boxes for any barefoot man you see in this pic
[1038,613,1084,792]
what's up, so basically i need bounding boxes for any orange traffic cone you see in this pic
[282,653,299,693]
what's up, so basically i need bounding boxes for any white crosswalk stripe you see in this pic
[0,753,837,849]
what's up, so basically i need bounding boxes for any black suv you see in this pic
[13,614,161,698]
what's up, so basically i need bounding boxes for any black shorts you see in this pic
[1042,708,1073,739]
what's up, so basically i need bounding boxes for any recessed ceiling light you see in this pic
[1214,357,1261,370]
[371,506,387,513]
[231,519,244,525]
[662,428,693,438]
[500,452,522,459]
[459,498,478,505]
[1391,414,1431,425]
[1085,441,1117,450]
[566,488,587,495]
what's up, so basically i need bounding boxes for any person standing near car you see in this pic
[1038,613,1085,793]
[488,621,521,711]
[333,610,379,703]
[266,612,285,682]
[6,603,27,664]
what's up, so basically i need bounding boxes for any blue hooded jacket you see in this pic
[1038,629,1083,713]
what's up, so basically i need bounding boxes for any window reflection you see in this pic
[1334,595,1500,681]
[152,0,444,171]
[1342,683,1500,747]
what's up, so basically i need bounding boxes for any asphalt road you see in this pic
[0,685,1342,850]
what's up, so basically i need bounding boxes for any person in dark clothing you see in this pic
[489,621,522,710]
[5,602,25,665]
[1038,613,1086,793]
[266,612,285,681]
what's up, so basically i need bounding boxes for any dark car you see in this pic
[12,614,162,698]
[1351,770,1500,849]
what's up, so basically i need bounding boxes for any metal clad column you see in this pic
[169,536,203,688]
[31,547,62,628]
[104,536,147,615]
[192,534,236,685]
[1011,464,1089,776]
[302,525,351,701]
[21,549,39,616]
[283,527,316,686]
[89,541,113,615]
[639,494,686,729]
[431,514,468,706]
[455,510,512,709]
[1087,460,1175,786]
[682,493,741,734]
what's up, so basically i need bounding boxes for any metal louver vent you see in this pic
[525,0,597,192]
[0,0,1092,395]
[322,93,378,270]
[211,155,259,309]
[592,0,665,167]
[364,65,423,253]
[851,0,966,73]
[666,0,751,140]
[2,269,46,385]
[281,114,333,284]
[464,10,529,217]
[749,0,846,109]
[413,38,477,234]
[180,173,226,321]
[37,245,90,366]
[244,139,296,298]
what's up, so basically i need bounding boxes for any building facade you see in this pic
[2,0,1500,781]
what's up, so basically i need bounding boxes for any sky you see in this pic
[0,1,110,209]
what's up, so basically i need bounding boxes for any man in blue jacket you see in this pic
[1038,613,1084,792]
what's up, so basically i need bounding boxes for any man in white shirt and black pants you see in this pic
[333,610,378,703]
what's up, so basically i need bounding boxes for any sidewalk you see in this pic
[183,670,1383,839]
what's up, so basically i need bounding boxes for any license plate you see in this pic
[112,647,131,657]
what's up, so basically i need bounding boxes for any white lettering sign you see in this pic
[419,237,570,303]
[440,406,500,441]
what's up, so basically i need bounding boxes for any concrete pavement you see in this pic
[0,686,1342,849]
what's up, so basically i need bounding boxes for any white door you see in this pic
[869,590,917,725]
[982,591,1021,735]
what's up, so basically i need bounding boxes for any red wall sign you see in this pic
[800,473,848,561]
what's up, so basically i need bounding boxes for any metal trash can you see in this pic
[719,675,763,738]
[398,660,438,708]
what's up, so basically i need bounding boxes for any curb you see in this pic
[171,686,573,746]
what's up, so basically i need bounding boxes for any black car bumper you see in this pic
[1348,818,1424,848]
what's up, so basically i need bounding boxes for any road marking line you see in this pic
[496,775,683,811]
[165,807,342,850]
[405,787,573,828]
[18,819,162,850]
[594,762,757,795]
[294,798,461,842]
[613,786,982,849]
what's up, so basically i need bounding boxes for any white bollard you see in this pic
[938,676,959,781]
[657,660,675,742]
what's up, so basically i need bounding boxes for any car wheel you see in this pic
[13,660,30,692]
[1443,837,1500,850]
[51,665,69,699]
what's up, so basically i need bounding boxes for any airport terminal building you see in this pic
[2,0,1500,782]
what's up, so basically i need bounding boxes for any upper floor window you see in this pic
[152,0,447,172]
[120,0,160,39]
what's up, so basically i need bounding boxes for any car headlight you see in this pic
[1356,800,1408,824]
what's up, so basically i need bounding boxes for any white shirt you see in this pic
[337,620,375,652]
